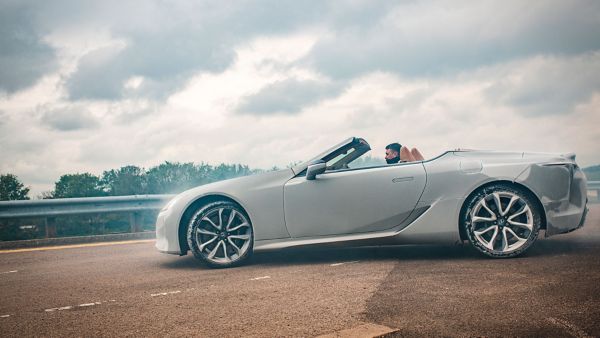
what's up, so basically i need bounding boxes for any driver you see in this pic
[385,143,424,164]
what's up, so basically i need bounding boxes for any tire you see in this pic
[461,183,541,258]
[186,200,253,268]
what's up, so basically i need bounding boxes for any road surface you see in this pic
[1,205,599,337]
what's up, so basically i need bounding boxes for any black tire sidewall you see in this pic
[186,200,254,268]
[462,184,541,258]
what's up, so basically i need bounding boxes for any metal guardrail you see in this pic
[0,195,175,218]
[0,195,174,238]
[589,181,600,204]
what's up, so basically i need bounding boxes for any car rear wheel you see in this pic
[462,184,541,258]
[187,201,253,268]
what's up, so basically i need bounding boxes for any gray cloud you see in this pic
[7,0,600,109]
[40,105,100,131]
[0,2,57,94]
[236,78,343,115]
[4,0,397,100]
[302,1,600,79]
[63,0,330,101]
[484,53,600,116]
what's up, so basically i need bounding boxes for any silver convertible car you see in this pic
[156,137,588,268]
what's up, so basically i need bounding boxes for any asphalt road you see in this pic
[1,205,599,337]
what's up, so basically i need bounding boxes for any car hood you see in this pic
[168,168,295,210]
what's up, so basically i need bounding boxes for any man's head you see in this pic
[385,143,401,164]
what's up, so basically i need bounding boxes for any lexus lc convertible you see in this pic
[156,137,588,268]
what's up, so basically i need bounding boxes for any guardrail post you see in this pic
[45,217,57,238]
[129,212,143,233]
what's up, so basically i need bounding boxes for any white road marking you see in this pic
[0,270,18,274]
[150,290,181,297]
[45,300,115,313]
[547,317,592,338]
[45,306,74,312]
[250,276,271,281]
[330,260,359,267]
[1,314,10,318]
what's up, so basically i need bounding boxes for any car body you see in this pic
[156,137,588,267]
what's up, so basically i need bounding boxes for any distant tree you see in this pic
[146,161,210,194]
[348,155,386,169]
[0,174,30,201]
[210,163,253,181]
[53,173,104,198]
[101,165,147,196]
[38,191,55,200]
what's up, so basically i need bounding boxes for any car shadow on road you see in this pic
[159,237,597,270]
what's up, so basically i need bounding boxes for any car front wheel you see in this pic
[187,201,253,268]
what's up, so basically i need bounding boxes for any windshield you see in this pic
[325,138,381,171]
[292,137,386,174]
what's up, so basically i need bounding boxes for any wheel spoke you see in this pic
[501,228,509,251]
[480,199,497,219]
[227,238,242,254]
[221,240,228,261]
[474,225,496,236]
[472,215,495,223]
[486,226,499,250]
[207,240,222,259]
[196,228,216,236]
[229,234,250,241]
[474,225,499,251]
[492,193,503,216]
[217,208,224,230]
[508,219,533,231]
[508,205,530,221]
[503,196,519,216]
[506,227,527,242]
[201,217,220,231]
[227,222,249,232]
[226,210,237,230]
[199,236,218,251]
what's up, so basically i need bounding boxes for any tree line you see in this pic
[1,161,262,201]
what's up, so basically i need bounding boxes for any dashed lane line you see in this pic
[250,276,271,281]
[0,240,155,254]
[0,270,18,274]
[1,314,10,318]
[45,300,116,313]
[547,317,592,338]
[330,261,359,267]
[150,290,182,297]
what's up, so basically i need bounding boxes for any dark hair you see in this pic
[385,143,401,153]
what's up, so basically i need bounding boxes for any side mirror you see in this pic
[306,161,326,180]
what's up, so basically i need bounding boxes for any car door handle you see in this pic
[392,177,414,183]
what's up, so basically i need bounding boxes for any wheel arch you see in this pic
[458,180,547,241]
[177,194,250,255]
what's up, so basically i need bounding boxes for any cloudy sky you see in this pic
[1,0,599,196]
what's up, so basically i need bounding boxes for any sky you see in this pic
[1,0,599,197]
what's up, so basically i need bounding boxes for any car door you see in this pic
[283,163,427,238]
